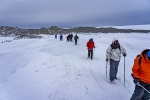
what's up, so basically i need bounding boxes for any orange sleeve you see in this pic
[132,57,140,78]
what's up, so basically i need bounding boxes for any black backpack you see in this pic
[74,36,78,39]
[131,55,142,78]
[136,55,142,66]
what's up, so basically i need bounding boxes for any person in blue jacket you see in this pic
[60,34,63,41]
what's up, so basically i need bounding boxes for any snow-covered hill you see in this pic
[97,24,150,30]
[0,33,149,100]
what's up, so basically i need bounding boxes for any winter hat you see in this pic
[148,50,150,58]
[90,38,93,42]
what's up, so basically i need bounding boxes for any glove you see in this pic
[133,78,139,84]
[106,58,108,62]
[123,53,126,57]
[94,46,95,48]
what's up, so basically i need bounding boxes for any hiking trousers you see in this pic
[75,39,77,45]
[88,50,93,59]
[130,82,150,100]
[109,59,119,80]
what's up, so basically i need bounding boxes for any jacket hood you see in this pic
[140,49,150,62]
[112,38,119,44]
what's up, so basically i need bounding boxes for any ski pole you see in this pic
[73,39,74,44]
[93,49,94,59]
[106,61,108,78]
[124,56,125,86]
[136,83,150,94]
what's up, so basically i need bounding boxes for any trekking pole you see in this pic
[136,83,150,94]
[93,49,94,59]
[124,56,125,86]
[73,39,74,44]
[106,61,108,78]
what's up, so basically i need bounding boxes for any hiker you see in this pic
[70,34,73,41]
[55,34,57,39]
[86,38,95,60]
[106,38,127,82]
[66,35,70,42]
[74,34,79,45]
[60,34,63,41]
[130,49,150,100]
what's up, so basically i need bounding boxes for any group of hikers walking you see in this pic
[55,33,150,100]
[66,34,73,42]
[55,33,79,45]
[66,34,79,45]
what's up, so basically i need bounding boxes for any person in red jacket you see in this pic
[130,49,150,100]
[86,38,95,60]
[66,35,69,42]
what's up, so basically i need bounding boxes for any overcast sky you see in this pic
[0,0,150,29]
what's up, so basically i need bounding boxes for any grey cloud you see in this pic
[0,0,150,28]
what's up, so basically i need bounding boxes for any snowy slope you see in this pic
[0,33,150,100]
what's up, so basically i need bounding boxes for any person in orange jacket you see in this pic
[130,49,150,100]
[86,38,95,60]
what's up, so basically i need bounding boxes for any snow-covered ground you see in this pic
[0,33,150,100]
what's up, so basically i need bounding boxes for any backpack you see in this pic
[136,54,142,66]
[131,55,142,78]
[74,36,78,40]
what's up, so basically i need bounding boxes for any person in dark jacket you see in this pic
[55,34,57,39]
[70,34,73,41]
[74,34,79,45]
[86,38,95,60]
[130,49,150,100]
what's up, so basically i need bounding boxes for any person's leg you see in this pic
[75,39,77,45]
[130,85,144,100]
[88,50,90,57]
[141,84,150,100]
[109,59,116,81]
[91,50,93,59]
[76,39,77,45]
[114,61,120,79]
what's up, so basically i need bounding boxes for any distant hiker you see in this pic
[66,35,70,42]
[74,34,79,45]
[130,49,150,100]
[55,34,57,39]
[70,34,73,41]
[106,38,127,82]
[86,38,95,60]
[60,34,63,41]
